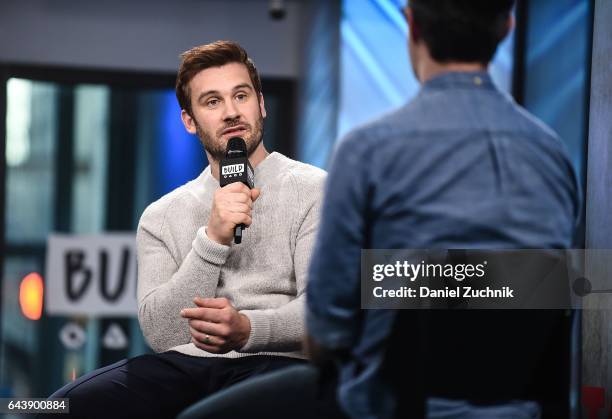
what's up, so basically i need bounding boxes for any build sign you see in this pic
[45,234,138,316]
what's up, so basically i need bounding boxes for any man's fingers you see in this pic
[180,307,205,319]
[228,203,252,214]
[227,192,252,205]
[188,307,226,324]
[192,320,231,338]
[224,212,251,227]
[222,182,250,194]
[216,210,251,228]
[251,188,261,202]
[190,326,226,346]
[191,337,226,354]
[194,297,229,309]
[189,319,223,335]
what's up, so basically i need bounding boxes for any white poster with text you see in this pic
[45,234,138,316]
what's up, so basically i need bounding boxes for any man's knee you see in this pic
[45,358,131,417]
[48,382,71,399]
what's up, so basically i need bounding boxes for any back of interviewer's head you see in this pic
[409,0,515,65]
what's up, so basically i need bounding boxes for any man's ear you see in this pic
[259,94,267,119]
[181,109,197,134]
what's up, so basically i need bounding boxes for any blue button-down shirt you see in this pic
[306,71,580,419]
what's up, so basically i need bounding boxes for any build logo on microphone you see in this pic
[222,163,245,178]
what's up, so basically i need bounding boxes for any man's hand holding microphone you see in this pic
[206,182,260,246]
[182,137,258,353]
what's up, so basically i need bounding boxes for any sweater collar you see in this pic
[200,151,282,190]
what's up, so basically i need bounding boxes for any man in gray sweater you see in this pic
[45,40,325,419]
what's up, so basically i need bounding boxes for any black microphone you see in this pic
[219,137,254,244]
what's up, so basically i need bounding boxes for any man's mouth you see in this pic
[221,125,249,137]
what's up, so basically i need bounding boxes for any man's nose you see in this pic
[222,100,240,121]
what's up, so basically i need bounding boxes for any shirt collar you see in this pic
[421,70,496,92]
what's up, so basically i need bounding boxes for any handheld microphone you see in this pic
[219,137,254,244]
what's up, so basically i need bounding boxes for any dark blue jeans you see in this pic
[178,363,348,419]
[40,351,303,419]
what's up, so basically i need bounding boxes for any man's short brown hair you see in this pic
[176,40,263,117]
[410,0,514,64]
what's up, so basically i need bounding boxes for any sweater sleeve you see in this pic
[238,172,324,353]
[136,199,230,353]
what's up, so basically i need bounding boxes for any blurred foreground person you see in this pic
[307,0,579,418]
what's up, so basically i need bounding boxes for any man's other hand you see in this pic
[180,297,251,354]
[207,182,260,245]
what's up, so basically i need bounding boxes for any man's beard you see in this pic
[195,115,265,162]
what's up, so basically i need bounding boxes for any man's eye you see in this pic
[206,99,220,108]
[236,94,247,102]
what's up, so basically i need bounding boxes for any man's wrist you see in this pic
[205,226,231,246]
[237,313,252,349]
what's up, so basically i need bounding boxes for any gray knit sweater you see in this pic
[136,152,326,359]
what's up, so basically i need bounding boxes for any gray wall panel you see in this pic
[0,0,303,77]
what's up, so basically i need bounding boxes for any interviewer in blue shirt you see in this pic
[306,1,580,419]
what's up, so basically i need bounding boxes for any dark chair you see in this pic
[385,250,576,419]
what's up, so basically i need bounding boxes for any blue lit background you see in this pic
[524,0,590,185]
[338,0,515,140]
[155,91,207,198]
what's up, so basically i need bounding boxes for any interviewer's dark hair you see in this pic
[409,0,515,64]
[176,40,262,117]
